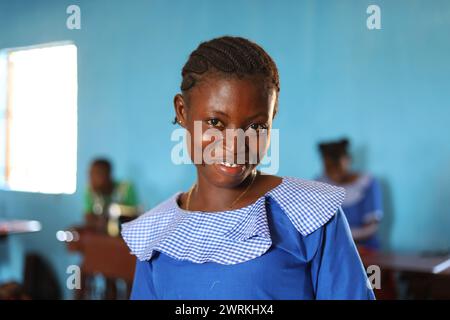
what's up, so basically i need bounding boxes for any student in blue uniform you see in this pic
[317,139,383,250]
[122,36,375,300]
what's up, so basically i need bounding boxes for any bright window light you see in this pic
[0,43,77,194]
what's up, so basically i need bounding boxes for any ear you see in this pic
[173,93,188,127]
[269,89,278,120]
[272,106,278,120]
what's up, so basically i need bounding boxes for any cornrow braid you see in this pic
[174,36,280,124]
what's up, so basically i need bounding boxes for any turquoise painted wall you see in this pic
[1,0,449,298]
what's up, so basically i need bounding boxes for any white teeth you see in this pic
[220,161,237,168]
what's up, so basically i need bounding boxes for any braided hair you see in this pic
[318,139,350,164]
[174,36,280,124]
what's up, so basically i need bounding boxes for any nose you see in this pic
[222,128,249,163]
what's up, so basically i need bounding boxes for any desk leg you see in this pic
[104,278,117,300]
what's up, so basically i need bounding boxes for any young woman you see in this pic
[317,139,384,250]
[122,36,375,300]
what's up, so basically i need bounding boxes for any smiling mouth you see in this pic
[218,161,240,167]
[214,160,247,176]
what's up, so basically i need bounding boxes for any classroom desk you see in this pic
[362,252,450,275]
[66,227,135,299]
[0,220,42,238]
[360,251,450,299]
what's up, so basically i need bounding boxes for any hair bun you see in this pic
[340,138,349,147]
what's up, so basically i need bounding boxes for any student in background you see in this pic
[84,158,139,236]
[317,138,383,250]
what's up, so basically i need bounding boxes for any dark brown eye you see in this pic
[249,123,268,130]
[206,118,224,128]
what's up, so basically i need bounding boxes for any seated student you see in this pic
[122,36,374,300]
[84,158,139,236]
[317,138,383,250]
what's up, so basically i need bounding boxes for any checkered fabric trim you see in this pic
[121,177,345,264]
[267,177,346,236]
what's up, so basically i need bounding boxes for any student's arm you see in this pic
[84,188,94,215]
[310,208,375,300]
[351,219,379,242]
[124,183,138,207]
[116,181,139,207]
[352,177,383,242]
[130,259,157,300]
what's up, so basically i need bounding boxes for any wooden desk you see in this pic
[66,228,135,299]
[360,251,450,299]
[362,252,450,274]
[0,220,41,237]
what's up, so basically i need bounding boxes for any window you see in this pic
[0,43,77,194]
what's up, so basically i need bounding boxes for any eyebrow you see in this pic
[205,109,268,121]
[208,110,229,118]
[246,112,269,121]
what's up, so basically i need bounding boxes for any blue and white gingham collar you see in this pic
[121,177,345,265]
[267,177,345,236]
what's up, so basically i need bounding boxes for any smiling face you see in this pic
[174,75,277,189]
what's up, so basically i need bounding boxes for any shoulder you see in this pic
[355,173,381,193]
[267,176,346,236]
[123,194,178,228]
[121,193,180,258]
[115,180,135,191]
[366,174,381,188]
[84,186,93,196]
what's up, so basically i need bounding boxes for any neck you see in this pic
[98,180,114,195]
[191,169,257,211]
[329,171,353,185]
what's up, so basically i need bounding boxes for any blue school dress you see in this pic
[121,177,375,300]
[317,174,383,249]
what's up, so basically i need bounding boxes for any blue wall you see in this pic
[1,0,449,298]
